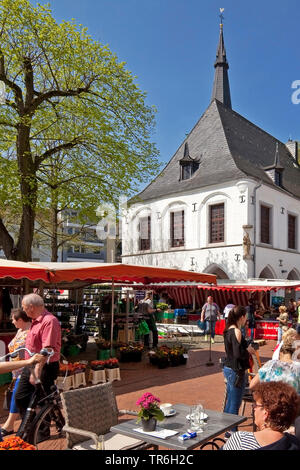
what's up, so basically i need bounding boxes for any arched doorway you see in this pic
[204,264,229,280]
[287,269,300,281]
[259,265,276,279]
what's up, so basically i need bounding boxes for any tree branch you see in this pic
[0,216,16,259]
[0,51,24,113]
[34,138,83,165]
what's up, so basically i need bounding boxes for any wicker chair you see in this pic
[61,382,154,450]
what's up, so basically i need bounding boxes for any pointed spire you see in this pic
[211,12,232,109]
[182,142,191,160]
[274,142,283,169]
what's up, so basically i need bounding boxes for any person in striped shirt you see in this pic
[223,381,300,450]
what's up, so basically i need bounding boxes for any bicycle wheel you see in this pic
[28,404,66,450]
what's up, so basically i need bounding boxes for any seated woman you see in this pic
[249,328,300,393]
[223,381,300,450]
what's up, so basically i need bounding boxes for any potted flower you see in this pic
[150,346,170,368]
[155,303,169,322]
[136,392,165,432]
[90,360,105,371]
[104,358,121,382]
[169,345,188,366]
[0,436,36,450]
[119,343,144,362]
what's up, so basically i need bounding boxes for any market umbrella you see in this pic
[0,259,52,283]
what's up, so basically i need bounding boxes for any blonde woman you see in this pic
[250,328,300,393]
[276,305,289,344]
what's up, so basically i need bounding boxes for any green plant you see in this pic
[136,393,164,422]
[156,303,169,311]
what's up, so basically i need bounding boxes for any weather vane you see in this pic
[219,8,225,25]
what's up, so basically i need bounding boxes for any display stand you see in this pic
[206,318,214,367]
[88,369,106,385]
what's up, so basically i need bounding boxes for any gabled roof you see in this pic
[135,100,300,202]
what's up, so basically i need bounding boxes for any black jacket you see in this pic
[257,433,300,450]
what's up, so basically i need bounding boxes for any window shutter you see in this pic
[209,204,224,243]
[260,206,270,244]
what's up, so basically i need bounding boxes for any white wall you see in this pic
[122,177,300,281]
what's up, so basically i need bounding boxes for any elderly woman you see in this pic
[223,381,300,450]
[250,328,300,393]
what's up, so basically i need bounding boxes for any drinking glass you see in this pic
[188,405,203,433]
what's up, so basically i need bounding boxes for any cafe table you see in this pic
[111,403,247,450]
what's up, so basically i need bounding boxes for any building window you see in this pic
[170,210,184,247]
[180,162,199,181]
[288,214,297,250]
[260,205,271,244]
[139,216,151,251]
[209,203,224,243]
[274,170,282,187]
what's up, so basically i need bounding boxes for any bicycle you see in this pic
[0,347,65,450]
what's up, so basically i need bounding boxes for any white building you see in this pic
[122,23,300,282]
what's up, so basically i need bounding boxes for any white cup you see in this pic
[160,403,173,415]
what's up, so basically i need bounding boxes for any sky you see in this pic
[32,0,300,185]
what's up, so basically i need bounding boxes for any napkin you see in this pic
[133,427,179,439]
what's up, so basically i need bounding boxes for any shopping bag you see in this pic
[3,388,13,411]
[197,320,206,333]
[138,320,150,336]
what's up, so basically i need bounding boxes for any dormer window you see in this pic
[263,142,284,188]
[179,142,200,181]
[180,161,199,180]
[274,170,282,187]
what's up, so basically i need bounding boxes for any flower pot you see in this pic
[141,417,157,432]
[157,357,169,369]
[179,355,187,365]
[169,356,181,367]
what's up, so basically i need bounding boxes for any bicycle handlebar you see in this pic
[0,347,55,362]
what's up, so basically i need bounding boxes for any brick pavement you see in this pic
[0,336,276,450]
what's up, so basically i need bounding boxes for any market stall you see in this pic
[0,260,216,355]
[126,280,300,340]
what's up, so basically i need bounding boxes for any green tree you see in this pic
[0,0,160,260]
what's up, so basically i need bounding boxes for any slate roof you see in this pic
[135,99,300,203]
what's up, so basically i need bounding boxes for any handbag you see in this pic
[197,320,206,332]
[3,381,14,411]
[138,320,150,336]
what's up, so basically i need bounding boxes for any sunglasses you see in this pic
[252,403,264,410]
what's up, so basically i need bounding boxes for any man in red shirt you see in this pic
[15,293,61,429]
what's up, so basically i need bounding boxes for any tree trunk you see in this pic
[15,123,37,261]
[50,190,59,262]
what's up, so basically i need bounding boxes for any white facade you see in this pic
[122,177,300,280]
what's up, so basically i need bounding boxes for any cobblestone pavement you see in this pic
[0,336,276,450]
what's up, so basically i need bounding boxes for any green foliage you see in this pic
[0,0,160,258]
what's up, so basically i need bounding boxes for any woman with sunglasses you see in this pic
[223,381,300,450]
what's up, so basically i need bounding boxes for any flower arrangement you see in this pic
[90,360,106,370]
[169,345,187,356]
[104,358,119,369]
[95,339,111,350]
[119,343,144,353]
[0,436,36,450]
[58,361,87,376]
[136,393,164,423]
[156,303,169,311]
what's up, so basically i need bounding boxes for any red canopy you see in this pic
[0,260,51,283]
[0,261,216,286]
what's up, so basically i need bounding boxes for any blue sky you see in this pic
[32,0,300,181]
